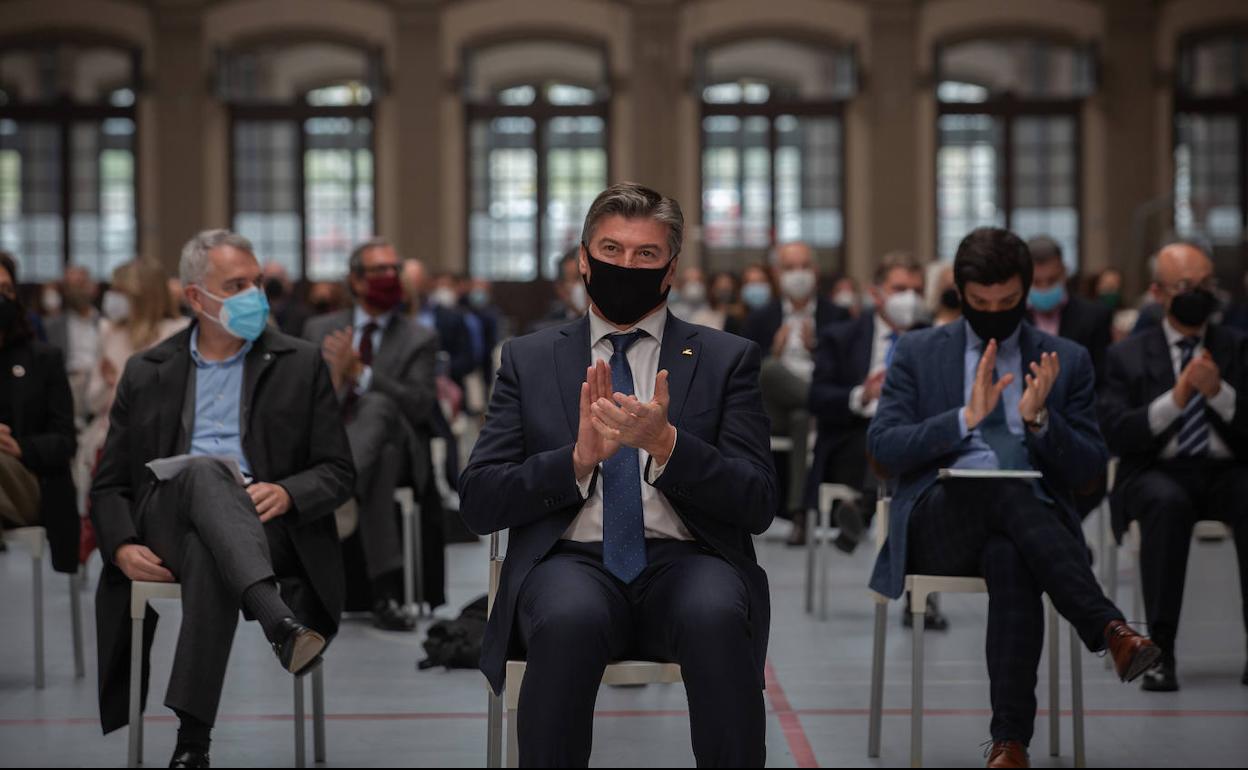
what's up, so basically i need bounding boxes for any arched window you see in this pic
[936,37,1096,271]
[1174,30,1248,266]
[219,40,381,280]
[0,41,139,281]
[696,37,856,268]
[465,39,610,281]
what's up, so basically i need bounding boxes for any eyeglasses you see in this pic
[1158,277,1216,295]
[359,264,400,277]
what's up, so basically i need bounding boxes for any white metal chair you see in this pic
[1127,519,1230,623]
[7,526,85,689]
[394,487,425,617]
[866,493,1086,768]
[127,581,326,768]
[483,532,682,768]
[805,482,861,620]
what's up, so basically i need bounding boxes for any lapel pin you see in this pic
[11,364,25,378]
[682,348,694,357]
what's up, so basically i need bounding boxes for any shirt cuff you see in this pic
[1208,380,1237,423]
[1148,389,1184,436]
[958,408,970,439]
[353,365,373,395]
[646,429,678,484]
[576,467,597,499]
[849,385,869,417]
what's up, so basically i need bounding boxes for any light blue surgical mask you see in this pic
[741,283,772,310]
[1028,283,1067,313]
[199,286,270,342]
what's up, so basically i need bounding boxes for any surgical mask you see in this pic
[469,288,490,309]
[833,290,857,310]
[582,251,673,327]
[1169,287,1218,328]
[882,289,922,330]
[962,297,1026,344]
[42,289,62,314]
[741,283,772,310]
[432,288,459,309]
[1098,291,1121,311]
[101,290,131,323]
[1029,283,1067,313]
[681,282,707,306]
[198,286,270,342]
[364,273,403,312]
[779,269,816,302]
[713,286,735,306]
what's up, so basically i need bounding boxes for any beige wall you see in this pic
[5,0,1246,285]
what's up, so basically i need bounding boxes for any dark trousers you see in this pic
[908,480,1123,745]
[515,540,764,768]
[138,457,311,726]
[1119,458,1248,661]
[345,392,406,583]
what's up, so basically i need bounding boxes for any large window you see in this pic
[220,42,379,280]
[697,38,855,269]
[1174,31,1248,280]
[936,38,1095,271]
[466,40,610,281]
[0,42,139,281]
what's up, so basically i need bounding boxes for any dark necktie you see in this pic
[977,354,1033,471]
[1176,336,1209,457]
[602,331,647,583]
[343,321,379,415]
[885,331,900,368]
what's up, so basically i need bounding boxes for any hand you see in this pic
[1019,352,1061,424]
[771,323,792,358]
[573,361,621,479]
[862,369,887,405]
[800,319,815,351]
[1185,350,1222,401]
[114,543,175,583]
[248,482,293,523]
[590,370,677,465]
[100,357,118,387]
[321,328,361,391]
[0,424,20,459]
[963,339,1014,431]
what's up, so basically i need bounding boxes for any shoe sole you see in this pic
[1121,645,1163,683]
[287,630,326,675]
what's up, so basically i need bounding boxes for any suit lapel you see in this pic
[154,334,192,457]
[658,312,700,426]
[939,321,967,410]
[554,317,591,440]
[851,314,874,378]
[241,330,291,445]
[1144,326,1176,391]
[372,315,403,375]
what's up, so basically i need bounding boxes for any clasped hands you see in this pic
[572,360,676,480]
[322,327,364,392]
[1174,349,1221,407]
[962,339,1060,432]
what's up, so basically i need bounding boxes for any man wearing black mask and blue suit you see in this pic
[461,182,777,767]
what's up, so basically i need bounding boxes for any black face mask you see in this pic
[264,277,285,302]
[940,287,961,311]
[961,296,1026,343]
[582,249,673,327]
[0,294,19,333]
[1169,287,1218,328]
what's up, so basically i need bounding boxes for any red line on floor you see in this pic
[765,659,820,769]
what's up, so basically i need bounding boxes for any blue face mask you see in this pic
[741,283,772,310]
[1029,283,1067,313]
[200,286,270,342]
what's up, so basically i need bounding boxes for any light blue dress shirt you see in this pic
[953,321,1026,470]
[188,326,254,480]
[351,305,394,395]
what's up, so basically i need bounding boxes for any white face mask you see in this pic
[102,289,131,323]
[681,282,707,306]
[832,290,857,310]
[432,287,459,309]
[882,289,923,331]
[780,269,817,302]
[42,289,63,314]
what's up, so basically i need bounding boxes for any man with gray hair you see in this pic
[90,229,355,767]
[463,182,777,766]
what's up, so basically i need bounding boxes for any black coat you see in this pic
[89,325,355,734]
[1100,323,1248,538]
[1030,294,1113,385]
[804,314,876,505]
[740,298,849,356]
[0,340,78,572]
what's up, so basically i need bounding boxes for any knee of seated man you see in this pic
[179,457,236,487]
[667,559,749,635]
[1132,471,1194,519]
[355,390,401,422]
[529,597,616,646]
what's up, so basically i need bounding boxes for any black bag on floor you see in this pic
[418,594,488,670]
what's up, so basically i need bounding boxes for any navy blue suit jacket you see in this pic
[866,321,1107,599]
[460,312,778,694]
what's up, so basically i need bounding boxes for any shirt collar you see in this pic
[189,325,253,368]
[354,304,395,331]
[874,313,897,340]
[964,318,1021,355]
[589,305,668,348]
[1162,317,1203,348]
[782,298,816,318]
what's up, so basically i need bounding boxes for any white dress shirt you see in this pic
[563,308,693,543]
[779,299,816,382]
[848,314,897,418]
[351,305,395,395]
[65,310,101,374]
[1147,319,1237,459]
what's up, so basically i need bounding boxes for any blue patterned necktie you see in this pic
[884,331,900,367]
[602,331,648,583]
[1176,336,1209,457]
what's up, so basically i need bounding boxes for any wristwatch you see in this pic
[1024,407,1049,432]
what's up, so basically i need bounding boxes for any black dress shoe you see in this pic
[169,749,210,768]
[785,511,807,547]
[834,502,866,550]
[273,618,326,675]
[1141,660,1179,692]
[902,595,950,631]
[372,598,417,632]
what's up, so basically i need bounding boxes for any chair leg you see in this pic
[506,703,519,769]
[1105,539,1119,671]
[401,505,415,612]
[71,571,85,679]
[294,673,306,768]
[413,502,425,617]
[1131,546,1142,626]
[312,663,326,764]
[128,616,143,767]
[1070,624,1085,768]
[911,597,925,768]
[487,689,504,768]
[804,510,815,615]
[1048,599,1060,758]
[818,506,831,621]
[868,599,888,758]
[32,550,44,690]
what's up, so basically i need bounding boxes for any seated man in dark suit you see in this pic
[461,182,777,767]
[305,238,441,629]
[90,230,355,768]
[1100,242,1248,692]
[1026,236,1112,385]
[869,227,1158,768]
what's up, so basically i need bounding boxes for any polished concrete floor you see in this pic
[1,514,1245,767]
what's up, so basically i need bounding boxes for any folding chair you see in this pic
[7,526,84,689]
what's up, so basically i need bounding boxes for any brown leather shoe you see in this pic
[1105,620,1162,682]
[985,740,1029,768]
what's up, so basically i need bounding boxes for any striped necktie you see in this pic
[1175,336,1209,457]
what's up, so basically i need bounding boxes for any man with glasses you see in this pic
[306,238,441,630]
[1102,242,1248,691]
